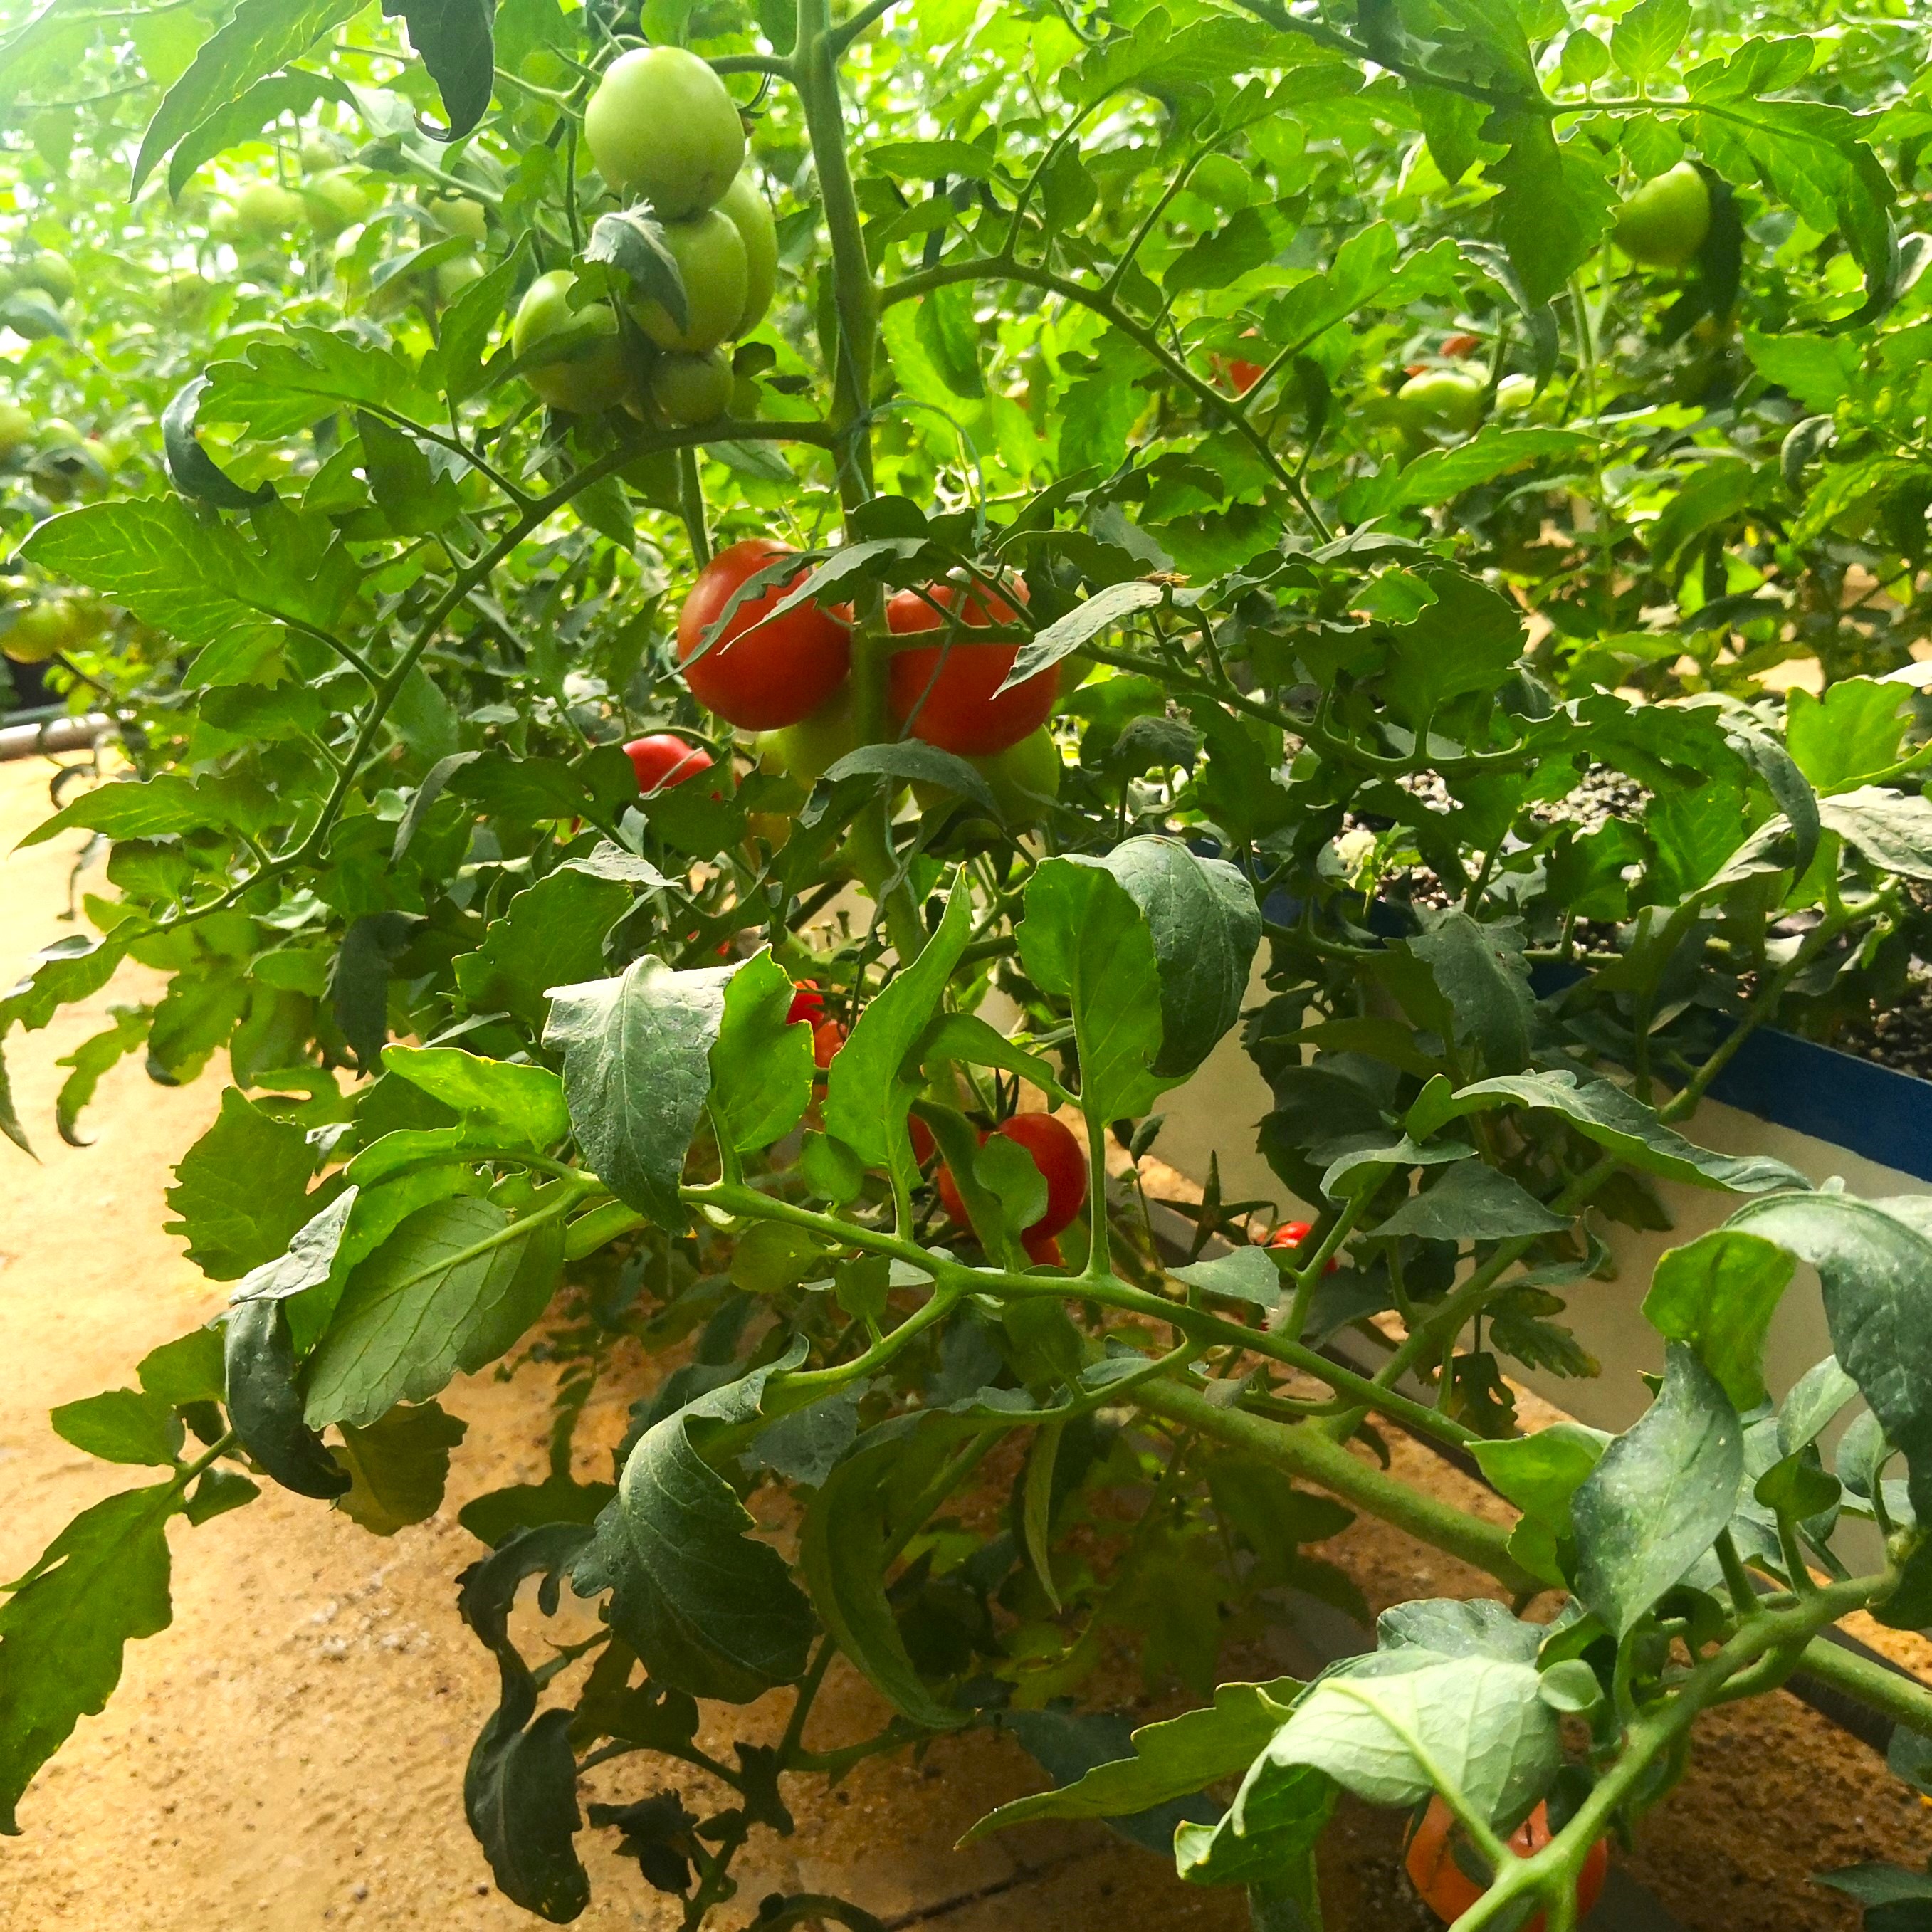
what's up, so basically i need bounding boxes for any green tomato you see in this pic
[303,169,375,238]
[716,171,777,332]
[299,133,345,172]
[18,251,74,304]
[38,417,82,450]
[980,727,1064,825]
[229,181,306,239]
[1493,372,1538,415]
[510,269,633,414]
[584,46,746,218]
[427,193,488,243]
[434,253,485,303]
[158,269,216,323]
[770,685,856,786]
[4,598,80,664]
[630,209,747,354]
[0,404,32,458]
[1612,161,1711,270]
[1395,369,1484,437]
[651,347,733,425]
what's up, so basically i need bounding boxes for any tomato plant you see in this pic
[3,1,1932,1928]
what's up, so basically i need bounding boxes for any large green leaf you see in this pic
[797,1417,972,1731]
[1573,1343,1743,1635]
[454,868,631,1030]
[1407,910,1533,1077]
[1440,1070,1808,1193]
[333,1401,468,1535]
[379,1045,571,1150]
[1018,856,1165,1123]
[823,872,972,1168]
[21,498,357,661]
[164,1088,317,1282]
[708,950,815,1153]
[303,1197,563,1427]
[0,1484,179,1832]
[573,1356,815,1703]
[1244,1654,1560,1828]
[1725,1193,1932,1526]
[1375,1162,1570,1241]
[1096,836,1260,1078]
[224,1297,350,1499]
[132,0,363,191]
[1815,788,1932,882]
[1642,1229,1794,1409]
[544,954,741,1229]
[966,1678,1298,1842]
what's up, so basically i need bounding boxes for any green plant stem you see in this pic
[1135,1377,1540,1596]
[1796,1629,1932,1739]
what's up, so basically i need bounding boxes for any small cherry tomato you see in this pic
[787,980,825,1027]
[1268,1219,1339,1274]
[936,1113,1088,1241]
[624,733,713,793]
[812,1019,846,1069]
[677,538,851,731]
[1405,1799,1608,1932]
[1226,357,1266,394]
[886,577,1055,757]
[1022,1228,1064,1268]
[1441,331,1484,357]
[908,1115,936,1168]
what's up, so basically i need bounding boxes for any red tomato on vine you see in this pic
[623,733,713,793]
[1404,1799,1607,1931]
[787,980,825,1027]
[886,577,1056,757]
[677,538,851,730]
[936,1113,1087,1242]
[1269,1219,1338,1274]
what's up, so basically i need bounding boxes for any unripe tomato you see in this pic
[812,1019,846,1069]
[676,538,851,730]
[979,726,1063,826]
[1405,1799,1608,1932]
[4,598,80,664]
[0,404,31,459]
[887,579,1056,758]
[1269,1219,1338,1274]
[435,253,485,303]
[1494,372,1538,414]
[623,733,713,793]
[770,686,856,785]
[303,169,375,237]
[426,193,488,243]
[1395,370,1484,436]
[158,270,215,324]
[511,270,633,414]
[230,181,306,239]
[716,172,778,332]
[584,46,746,217]
[18,250,74,304]
[1612,160,1710,269]
[938,1114,1088,1241]
[787,980,825,1027]
[37,418,81,451]
[651,347,734,425]
[630,209,747,353]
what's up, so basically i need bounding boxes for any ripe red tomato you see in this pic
[908,1115,936,1168]
[811,1019,846,1069]
[624,733,713,793]
[1405,1799,1607,1931]
[787,980,825,1027]
[1441,331,1484,357]
[1022,1229,1064,1268]
[936,1113,1088,1241]
[1268,1220,1338,1274]
[1226,358,1266,394]
[886,577,1056,757]
[678,538,851,730]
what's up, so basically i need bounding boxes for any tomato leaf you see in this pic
[333,1400,469,1535]
[0,1484,179,1832]
[1573,1343,1744,1635]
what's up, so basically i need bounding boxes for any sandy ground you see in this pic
[0,752,1926,1931]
